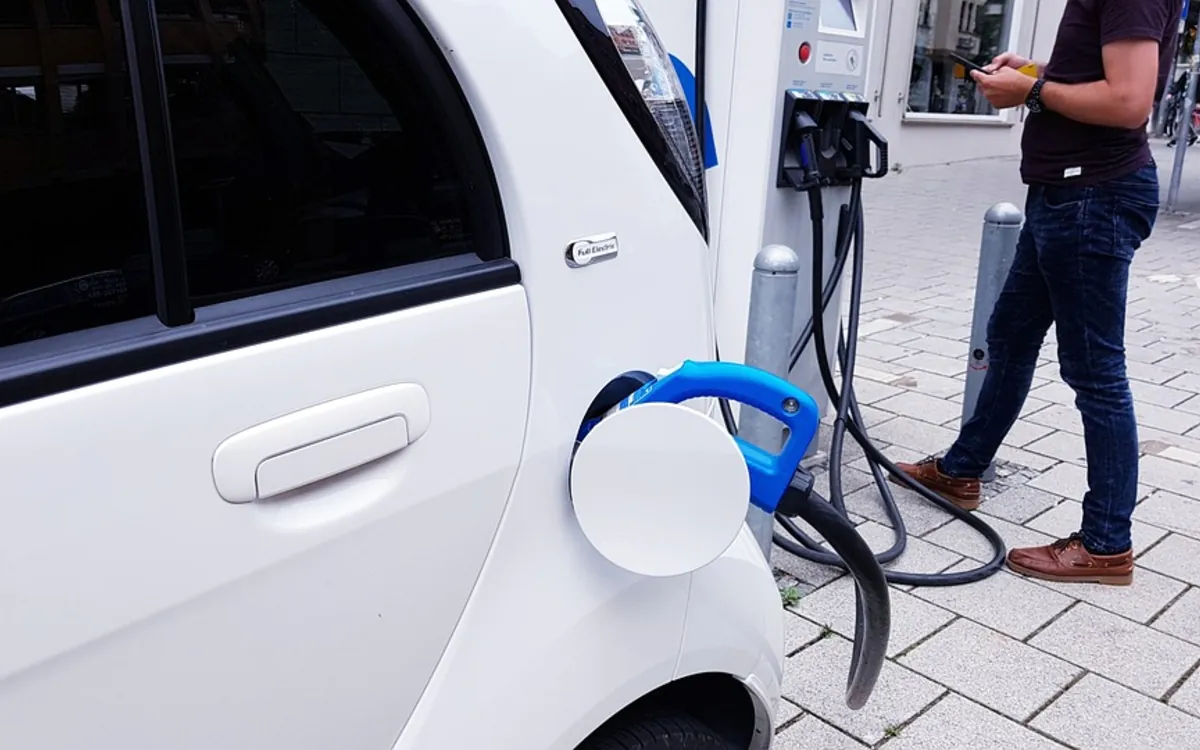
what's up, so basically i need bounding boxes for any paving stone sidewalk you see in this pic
[773,141,1200,749]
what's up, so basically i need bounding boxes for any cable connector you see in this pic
[775,466,816,518]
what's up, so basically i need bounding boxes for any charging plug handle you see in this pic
[849,110,888,179]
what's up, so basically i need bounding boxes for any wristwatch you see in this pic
[1026,78,1046,113]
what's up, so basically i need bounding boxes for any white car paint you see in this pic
[0,1,785,748]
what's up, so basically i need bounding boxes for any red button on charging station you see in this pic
[799,42,812,64]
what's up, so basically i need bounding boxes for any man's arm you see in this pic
[1040,39,1163,129]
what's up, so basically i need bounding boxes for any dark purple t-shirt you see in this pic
[1020,0,1182,186]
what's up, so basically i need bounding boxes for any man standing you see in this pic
[893,0,1182,585]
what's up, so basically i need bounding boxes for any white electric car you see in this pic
[0,0,882,748]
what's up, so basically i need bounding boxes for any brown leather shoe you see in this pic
[888,456,981,511]
[1006,533,1134,586]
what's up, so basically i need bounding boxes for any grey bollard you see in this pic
[742,244,801,561]
[961,202,1024,483]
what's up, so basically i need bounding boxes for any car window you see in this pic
[0,0,510,406]
[0,6,153,347]
[0,0,500,352]
[160,0,475,307]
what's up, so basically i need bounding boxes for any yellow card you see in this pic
[1018,63,1039,77]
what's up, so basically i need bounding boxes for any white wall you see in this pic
[865,0,1066,169]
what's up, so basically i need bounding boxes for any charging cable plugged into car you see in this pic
[570,359,890,710]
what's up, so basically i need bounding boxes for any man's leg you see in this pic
[1005,165,1158,585]
[891,188,1055,510]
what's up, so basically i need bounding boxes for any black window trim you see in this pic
[555,0,709,240]
[0,0,515,409]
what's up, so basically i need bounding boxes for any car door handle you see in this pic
[212,383,430,504]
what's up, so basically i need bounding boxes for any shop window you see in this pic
[905,0,1018,117]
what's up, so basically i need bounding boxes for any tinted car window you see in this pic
[0,12,153,347]
[159,0,474,307]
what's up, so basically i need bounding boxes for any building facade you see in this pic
[861,0,1068,168]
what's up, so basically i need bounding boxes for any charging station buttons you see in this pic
[799,42,812,64]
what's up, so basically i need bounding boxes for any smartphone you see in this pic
[949,52,990,75]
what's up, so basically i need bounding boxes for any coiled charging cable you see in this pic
[768,177,1008,586]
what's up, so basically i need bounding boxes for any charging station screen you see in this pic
[821,0,857,31]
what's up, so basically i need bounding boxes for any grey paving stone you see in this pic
[812,467,876,504]
[1026,500,1170,555]
[1025,404,1085,435]
[773,714,867,749]
[1029,380,1077,406]
[993,444,1062,473]
[847,484,961,537]
[1029,603,1200,698]
[866,327,925,346]
[978,485,1062,524]
[857,340,920,363]
[848,379,904,405]
[1031,673,1200,750]
[1168,668,1200,719]
[894,371,965,399]
[1139,454,1200,497]
[1000,419,1056,448]
[1136,491,1200,540]
[1128,358,1187,385]
[863,418,959,457]
[873,391,961,428]
[922,512,1057,564]
[898,619,1081,722]
[904,334,967,359]
[1152,587,1200,646]
[789,576,954,658]
[775,698,804,728]
[1175,394,1200,415]
[1130,379,1194,409]
[1140,534,1200,586]
[784,612,823,656]
[1137,401,1200,435]
[913,562,1073,639]
[855,521,963,575]
[883,693,1068,749]
[1019,396,1055,421]
[1164,371,1200,392]
[1030,566,1187,624]
[1025,429,1087,464]
[773,547,846,589]
[893,352,964,378]
[1028,462,1090,500]
[782,635,945,745]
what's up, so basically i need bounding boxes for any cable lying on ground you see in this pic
[770,179,1007,587]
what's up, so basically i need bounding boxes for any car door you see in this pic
[0,1,529,748]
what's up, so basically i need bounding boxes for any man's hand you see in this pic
[971,67,1036,109]
[984,51,1032,73]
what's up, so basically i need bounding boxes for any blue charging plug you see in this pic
[578,360,821,515]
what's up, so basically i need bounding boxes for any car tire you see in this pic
[581,710,734,750]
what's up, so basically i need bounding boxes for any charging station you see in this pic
[638,0,1009,586]
[641,0,883,417]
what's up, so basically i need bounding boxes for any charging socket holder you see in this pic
[776,90,889,191]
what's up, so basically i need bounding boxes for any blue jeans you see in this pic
[941,163,1160,555]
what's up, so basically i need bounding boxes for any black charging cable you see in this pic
[771,168,1007,586]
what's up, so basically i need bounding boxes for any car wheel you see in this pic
[580,710,734,750]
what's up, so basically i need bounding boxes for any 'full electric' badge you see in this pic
[565,233,620,268]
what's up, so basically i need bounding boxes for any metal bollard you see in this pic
[742,244,802,561]
[961,202,1024,483]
